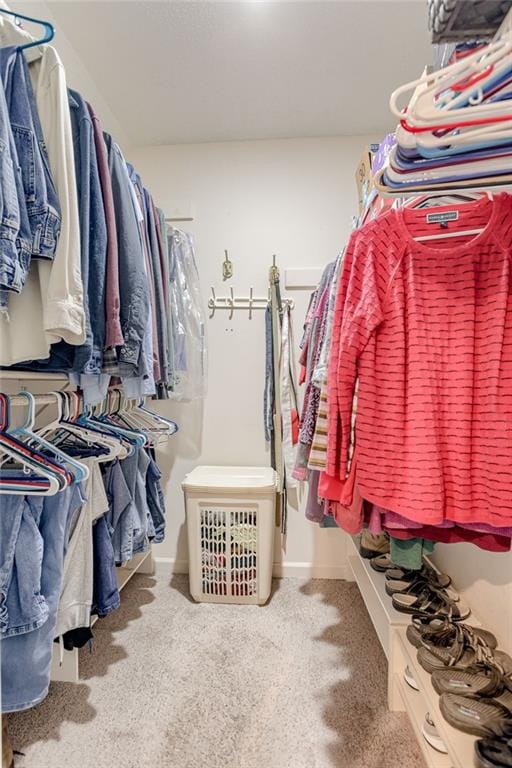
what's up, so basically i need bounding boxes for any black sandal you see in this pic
[475,736,512,767]
[406,615,497,650]
[392,584,471,620]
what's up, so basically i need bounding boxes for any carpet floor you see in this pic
[6,571,426,768]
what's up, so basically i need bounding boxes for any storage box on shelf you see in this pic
[347,534,479,768]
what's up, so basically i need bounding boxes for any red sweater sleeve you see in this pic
[325,234,355,477]
[326,225,388,478]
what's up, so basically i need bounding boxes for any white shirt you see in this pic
[0,19,84,364]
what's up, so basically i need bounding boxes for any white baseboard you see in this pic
[272,562,351,580]
[154,556,351,581]
[154,556,188,574]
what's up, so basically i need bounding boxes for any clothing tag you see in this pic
[426,210,459,225]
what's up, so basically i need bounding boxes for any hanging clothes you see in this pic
[326,194,512,531]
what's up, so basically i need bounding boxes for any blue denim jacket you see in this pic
[69,89,107,375]
[0,47,61,261]
[104,133,149,374]
[11,90,108,376]
[0,77,31,307]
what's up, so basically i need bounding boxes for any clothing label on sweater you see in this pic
[426,210,459,224]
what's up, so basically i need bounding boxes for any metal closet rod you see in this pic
[0,371,69,381]
[5,393,63,407]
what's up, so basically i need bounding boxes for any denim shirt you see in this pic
[68,89,107,375]
[0,76,31,309]
[10,90,108,376]
[144,187,169,393]
[0,47,61,260]
[104,132,149,374]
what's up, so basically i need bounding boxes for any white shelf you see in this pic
[347,535,409,658]
[347,534,480,768]
[393,673,452,768]
[51,549,154,683]
[394,627,477,768]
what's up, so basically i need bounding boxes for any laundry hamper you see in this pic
[182,466,276,605]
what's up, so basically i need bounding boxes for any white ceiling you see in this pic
[43,0,432,147]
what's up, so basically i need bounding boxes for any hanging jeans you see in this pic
[0,493,48,638]
[1,484,84,713]
[91,513,120,618]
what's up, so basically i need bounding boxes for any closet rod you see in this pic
[0,371,69,381]
[7,393,63,407]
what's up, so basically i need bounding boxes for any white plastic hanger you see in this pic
[408,191,492,242]
[390,36,512,128]
[37,391,124,460]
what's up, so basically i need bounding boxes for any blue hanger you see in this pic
[0,7,54,51]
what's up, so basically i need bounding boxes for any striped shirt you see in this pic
[326,193,512,527]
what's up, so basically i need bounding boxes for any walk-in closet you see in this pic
[1,2,512,767]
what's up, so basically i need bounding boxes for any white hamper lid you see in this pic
[182,465,276,494]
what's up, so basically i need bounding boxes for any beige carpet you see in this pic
[6,570,426,768]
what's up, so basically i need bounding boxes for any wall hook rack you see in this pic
[208,286,294,319]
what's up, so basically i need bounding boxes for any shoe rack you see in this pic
[346,535,478,768]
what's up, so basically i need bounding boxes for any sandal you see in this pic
[386,574,460,601]
[369,553,393,572]
[475,737,512,767]
[406,616,497,650]
[386,564,451,589]
[440,693,512,738]
[392,584,471,620]
[418,626,510,675]
[432,662,512,700]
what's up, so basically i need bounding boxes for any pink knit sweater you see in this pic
[326,194,512,527]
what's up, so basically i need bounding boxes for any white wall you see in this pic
[128,135,370,579]
[432,546,512,654]
[130,135,512,651]
[7,0,130,147]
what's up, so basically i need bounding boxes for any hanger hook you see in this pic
[229,286,234,320]
[17,390,35,430]
[208,286,216,318]
[49,391,64,422]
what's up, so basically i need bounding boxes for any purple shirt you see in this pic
[87,102,123,349]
